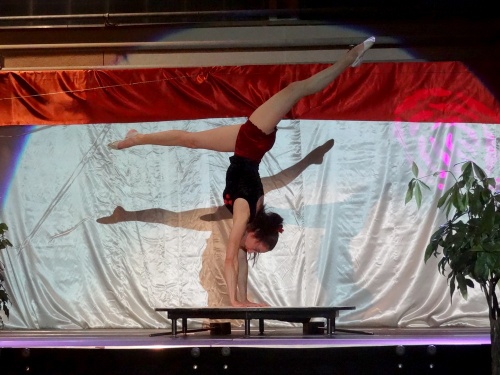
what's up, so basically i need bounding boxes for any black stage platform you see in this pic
[153,306,359,336]
[0,308,492,375]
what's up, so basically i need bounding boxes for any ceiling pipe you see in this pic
[0,38,364,52]
[0,6,457,26]
[0,9,344,23]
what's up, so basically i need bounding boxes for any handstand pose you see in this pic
[108,36,375,307]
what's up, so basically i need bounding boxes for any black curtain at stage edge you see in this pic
[0,345,491,375]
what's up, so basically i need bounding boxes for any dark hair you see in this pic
[247,205,284,251]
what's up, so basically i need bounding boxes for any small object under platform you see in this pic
[302,322,325,335]
[210,322,231,336]
[153,306,372,337]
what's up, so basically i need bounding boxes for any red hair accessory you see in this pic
[277,225,284,233]
[223,193,233,206]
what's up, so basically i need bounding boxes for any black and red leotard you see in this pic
[223,119,277,221]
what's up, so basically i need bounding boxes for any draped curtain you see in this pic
[0,62,499,329]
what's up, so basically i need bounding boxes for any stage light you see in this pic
[191,347,200,358]
[395,345,405,356]
[221,347,231,356]
[427,345,437,355]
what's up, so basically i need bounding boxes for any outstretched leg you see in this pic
[250,37,375,134]
[108,37,374,151]
[108,123,241,152]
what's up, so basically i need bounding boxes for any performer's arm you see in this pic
[237,248,269,307]
[224,199,250,307]
[237,248,249,302]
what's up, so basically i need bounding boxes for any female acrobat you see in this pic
[108,36,375,307]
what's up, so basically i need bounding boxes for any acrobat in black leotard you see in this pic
[223,119,277,222]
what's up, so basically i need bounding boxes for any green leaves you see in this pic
[0,286,9,325]
[472,162,486,181]
[0,221,11,327]
[412,162,419,178]
[405,163,430,209]
[425,225,447,263]
[0,222,12,251]
[0,289,8,303]
[414,183,423,209]
[405,161,500,305]
[405,179,416,205]
[456,273,473,300]
[461,161,473,180]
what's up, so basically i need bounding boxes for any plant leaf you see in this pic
[445,197,454,218]
[405,179,415,205]
[472,162,486,180]
[473,252,490,281]
[437,193,448,209]
[486,178,496,188]
[424,243,435,263]
[419,180,431,191]
[412,162,419,178]
[414,183,422,209]
[480,201,496,233]
[425,226,446,263]
[461,161,472,175]
[456,273,468,300]
[437,184,455,209]
[449,275,456,302]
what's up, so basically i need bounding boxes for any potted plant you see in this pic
[0,222,12,328]
[406,161,500,375]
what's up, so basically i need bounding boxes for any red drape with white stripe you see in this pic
[1,62,499,126]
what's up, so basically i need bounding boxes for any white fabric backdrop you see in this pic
[1,118,498,329]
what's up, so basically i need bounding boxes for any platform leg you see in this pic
[259,319,264,335]
[245,319,251,336]
[182,318,187,335]
[172,318,178,336]
[326,318,333,336]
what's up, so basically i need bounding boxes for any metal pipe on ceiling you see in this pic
[0,38,356,52]
[0,9,326,23]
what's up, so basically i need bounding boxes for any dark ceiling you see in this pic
[0,0,497,26]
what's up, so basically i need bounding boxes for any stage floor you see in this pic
[0,327,492,375]
[0,326,491,349]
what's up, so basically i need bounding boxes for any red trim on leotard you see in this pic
[234,120,277,163]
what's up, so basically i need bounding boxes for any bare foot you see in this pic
[96,206,127,224]
[304,139,334,165]
[107,129,139,150]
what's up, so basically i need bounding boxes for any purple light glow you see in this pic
[394,87,498,195]
[0,329,490,349]
[395,122,497,192]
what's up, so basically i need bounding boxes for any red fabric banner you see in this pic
[0,62,499,126]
